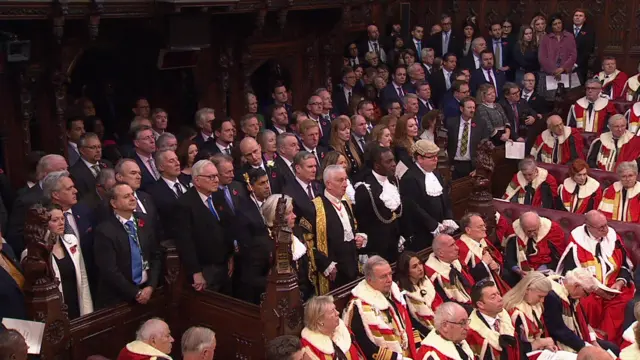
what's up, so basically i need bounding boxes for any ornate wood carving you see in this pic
[219,45,233,114]
[53,0,69,44]
[322,37,334,91]
[253,8,268,38]
[241,47,254,94]
[260,195,303,343]
[305,41,316,82]
[277,8,288,32]
[52,70,69,155]
[19,66,40,156]
[23,204,71,359]
[467,139,497,237]
[88,0,104,41]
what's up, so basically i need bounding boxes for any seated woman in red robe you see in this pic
[556,159,603,214]
[598,161,640,222]
[300,295,365,360]
[557,210,635,344]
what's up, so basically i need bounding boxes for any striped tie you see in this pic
[460,121,470,156]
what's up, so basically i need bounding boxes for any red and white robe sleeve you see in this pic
[502,168,558,208]
[531,127,584,164]
[300,319,365,360]
[598,181,640,222]
[416,331,476,360]
[567,97,618,134]
[598,70,629,100]
[404,278,444,338]
[116,341,172,360]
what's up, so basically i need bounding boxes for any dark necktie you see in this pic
[223,186,235,213]
[524,183,535,205]
[135,198,143,213]
[487,69,496,88]
[622,188,628,219]
[613,138,620,162]
[397,87,405,98]
[587,102,594,120]
[493,319,501,332]
[552,137,559,163]
[174,183,183,197]
[595,242,602,259]
[307,184,314,200]
[332,342,348,360]
[454,344,470,360]
[449,264,470,288]
[571,185,580,212]
[351,59,356,67]
[511,103,520,131]
[63,212,77,238]
[526,237,536,256]
[359,138,365,150]
[373,42,380,55]
[347,90,352,105]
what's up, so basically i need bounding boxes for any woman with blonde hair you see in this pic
[620,302,640,359]
[328,116,362,177]
[475,83,510,145]
[392,114,419,166]
[300,295,365,359]
[379,114,398,138]
[419,110,442,142]
[530,15,547,48]
[503,271,557,357]
[371,124,392,147]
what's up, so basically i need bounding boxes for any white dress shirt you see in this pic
[162,177,187,196]
[296,176,313,197]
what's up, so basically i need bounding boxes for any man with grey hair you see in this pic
[155,132,177,152]
[306,94,331,146]
[461,37,486,70]
[315,87,337,122]
[557,209,634,344]
[598,161,640,222]
[193,107,216,149]
[503,211,565,285]
[70,132,111,200]
[502,157,558,208]
[299,165,363,292]
[420,47,435,76]
[274,132,300,185]
[118,318,173,360]
[82,168,116,219]
[7,154,68,254]
[146,150,189,237]
[344,255,415,360]
[425,234,473,310]
[150,108,168,140]
[408,63,426,84]
[402,93,420,115]
[174,159,234,294]
[417,302,474,360]
[588,113,640,171]
[181,326,216,360]
[567,78,618,133]
[530,114,583,165]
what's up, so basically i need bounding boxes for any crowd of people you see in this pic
[2,7,640,360]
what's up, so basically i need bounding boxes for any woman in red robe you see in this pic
[556,159,603,214]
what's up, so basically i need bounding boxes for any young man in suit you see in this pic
[332,66,358,116]
[442,80,470,120]
[380,65,412,107]
[470,50,507,97]
[93,182,161,308]
[269,104,292,135]
[132,126,159,191]
[283,151,323,223]
[486,21,513,80]
[428,52,458,108]
[445,97,491,179]
[406,25,427,63]
[66,117,86,166]
[416,81,436,120]
[210,117,234,155]
[570,9,596,85]
[70,132,112,201]
[173,160,235,294]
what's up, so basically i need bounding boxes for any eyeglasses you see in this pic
[446,319,471,326]
[197,174,219,181]
[587,223,608,232]
[82,145,102,150]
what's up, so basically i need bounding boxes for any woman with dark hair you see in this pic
[556,159,602,213]
[419,110,442,142]
[344,41,361,68]
[513,25,540,84]
[461,18,479,57]
[395,251,442,339]
[328,116,362,178]
[538,14,577,88]
[502,18,517,41]
[400,49,417,68]
[387,37,406,68]
[353,64,365,94]
[176,139,198,185]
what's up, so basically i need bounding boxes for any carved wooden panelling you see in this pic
[606,0,628,51]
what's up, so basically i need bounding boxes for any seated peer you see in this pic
[395,251,444,339]
[503,211,567,286]
[621,61,640,102]
[556,159,603,214]
[424,234,474,311]
[300,295,365,359]
[503,272,557,358]
[598,161,640,222]
[596,56,628,100]
[0,329,28,360]
[587,114,640,171]
[502,158,558,208]
[557,210,635,344]
[265,335,305,360]
[530,115,584,164]
[117,318,173,360]
[465,280,519,360]
[416,302,475,360]
[181,326,216,360]
[566,79,618,134]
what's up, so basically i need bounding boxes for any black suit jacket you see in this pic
[236,163,284,194]
[0,245,26,319]
[406,37,427,62]
[428,70,451,108]
[283,179,323,223]
[93,212,161,308]
[417,98,436,121]
[498,99,542,152]
[460,52,481,71]
[470,68,507,97]
[173,188,235,278]
[485,37,513,70]
[380,82,413,107]
[523,90,551,115]
[6,185,44,255]
[445,116,491,167]
[332,84,357,116]
[134,154,158,191]
[570,24,596,80]
[273,155,296,186]
[69,159,112,201]
[145,178,189,238]
[427,31,463,58]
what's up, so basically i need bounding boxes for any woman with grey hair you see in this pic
[598,160,640,222]
[260,194,314,300]
[474,83,511,145]
[300,295,365,359]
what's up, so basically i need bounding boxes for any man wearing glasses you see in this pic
[567,78,618,133]
[587,114,640,171]
[427,14,462,59]
[530,114,584,165]
[416,302,474,360]
[557,210,635,347]
[501,81,541,152]
[70,132,112,201]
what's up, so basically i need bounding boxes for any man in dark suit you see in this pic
[132,126,159,191]
[428,53,458,108]
[283,151,323,223]
[299,119,329,172]
[460,37,486,71]
[350,115,368,159]
[416,81,436,120]
[193,107,216,153]
[70,132,112,201]
[358,24,389,64]
[426,14,463,58]
[445,97,491,179]
[470,50,507,97]
[0,239,26,320]
[380,65,412,107]
[212,153,246,214]
[6,154,68,255]
[486,22,513,80]
[236,137,284,194]
[521,72,552,114]
[274,132,300,186]
[500,82,543,153]
[442,80,470,121]
[145,150,189,239]
[66,117,85,166]
[93,183,161,308]
[81,168,116,220]
[570,9,596,84]
[306,95,332,147]
[406,25,427,63]
[262,82,293,129]
[114,159,161,239]
[332,66,358,116]
[269,104,292,135]
[209,117,235,155]
[174,160,235,294]
[420,48,436,77]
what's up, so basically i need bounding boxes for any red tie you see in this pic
[487,69,496,89]
[493,319,500,332]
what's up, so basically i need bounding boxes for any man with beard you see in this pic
[300,165,365,294]
[355,145,405,263]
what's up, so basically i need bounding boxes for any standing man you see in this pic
[333,66,358,116]
[429,53,458,107]
[407,25,426,63]
[150,108,168,140]
[470,50,507,97]
[237,137,283,194]
[283,151,323,223]
[306,95,331,146]
[416,81,436,120]
[427,14,463,58]
[67,117,86,166]
[193,108,216,151]
[380,65,412,108]
[210,117,235,155]
[274,132,300,186]
[358,24,387,64]
[70,132,111,201]
[571,8,596,85]
[132,126,159,190]
[445,97,491,179]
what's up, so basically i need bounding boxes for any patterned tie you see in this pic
[135,197,143,213]
[397,86,405,98]
[124,220,143,285]
[174,183,183,197]
[460,121,470,157]
[574,26,580,37]
[207,196,220,221]
[307,184,314,200]
[148,158,159,180]
[443,32,450,54]
[493,318,501,332]
[91,164,101,177]
[63,212,77,238]
[487,69,496,89]
[416,40,422,55]
[511,103,520,131]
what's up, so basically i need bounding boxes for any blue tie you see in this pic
[124,220,143,285]
[222,186,235,213]
[207,196,220,221]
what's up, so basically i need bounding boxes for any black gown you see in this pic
[54,245,80,320]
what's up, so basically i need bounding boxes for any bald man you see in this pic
[531,115,584,164]
[417,302,475,360]
[557,210,635,344]
[587,114,640,171]
[503,211,567,286]
[577,346,614,360]
[118,318,173,360]
[235,137,283,193]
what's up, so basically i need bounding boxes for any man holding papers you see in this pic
[566,79,618,133]
[531,115,584,165]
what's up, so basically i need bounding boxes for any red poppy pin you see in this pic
[502,41,508,47]
[531,96,536,101]
[581,31,586,35]
[471,122,477,128]
[70,245,78,255]
[321,121,327,127]
[321,153,325,158]
[138,218,145,228]
[272,172,277,178]
[232,189,238,196]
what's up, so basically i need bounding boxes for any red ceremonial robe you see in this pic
[508,301,550,350]
[531,127,584,164]
[557,176,603,214]
[557,225,635,342]
[457,234,510,295]
[301,319,365,360]
[621,321,637,350]
[588,130,638,172]
[622,74,640,102]
[598,181,640,222]
[504,217,567,272]
[597,70,629,100]
[548,277,595,352]
[502,167,558,208]
[466,309,519,360]
[424,254,474,306]
[567,97,618,133]
[117,341,172,360]
[417,331,476,360]
[404,277,444,334]
[495,212,514,245]
[624,102,640,134]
